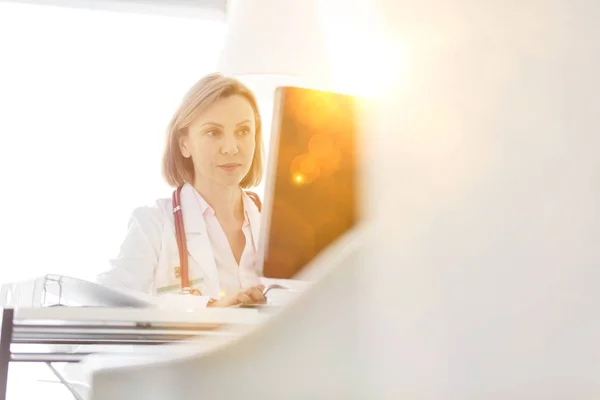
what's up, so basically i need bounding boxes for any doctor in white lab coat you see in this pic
[97,73,267,308]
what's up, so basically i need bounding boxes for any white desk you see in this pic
[0,306,268,400]
[0,276,310,398]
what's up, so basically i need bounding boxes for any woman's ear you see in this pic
[179,134,191,158]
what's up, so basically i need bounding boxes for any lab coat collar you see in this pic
[179,183,208,234]
[242,191,262,251]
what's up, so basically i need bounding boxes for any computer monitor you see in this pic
[259,86,360,279]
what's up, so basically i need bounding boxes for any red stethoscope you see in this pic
[171,186,262,296]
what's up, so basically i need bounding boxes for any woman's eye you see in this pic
[206,129,220,137]
[237,127,251,136]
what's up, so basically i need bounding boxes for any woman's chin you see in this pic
[218,167,250,184]
[214,174,245,187]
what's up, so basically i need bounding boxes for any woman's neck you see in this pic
[192,178,243,221]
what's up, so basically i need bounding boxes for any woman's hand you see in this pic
[208,285,266,308]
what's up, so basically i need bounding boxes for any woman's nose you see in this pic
[221,135,239,155]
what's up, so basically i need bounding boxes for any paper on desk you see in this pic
[259,277,311,292]
[258,278,310,306]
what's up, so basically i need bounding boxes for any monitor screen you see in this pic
[260,86,360,279]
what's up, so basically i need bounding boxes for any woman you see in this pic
[97,73,267,307]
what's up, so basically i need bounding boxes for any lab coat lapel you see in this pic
[244,191,262,258]
[179,183,220,297]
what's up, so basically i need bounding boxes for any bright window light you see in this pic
[318,0,409,98]
[0,3,232,284]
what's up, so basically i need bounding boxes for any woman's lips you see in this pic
[218,163,241,172]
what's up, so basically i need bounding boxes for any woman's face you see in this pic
[180,95,256,188]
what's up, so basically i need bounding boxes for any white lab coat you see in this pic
[96,182,262,307]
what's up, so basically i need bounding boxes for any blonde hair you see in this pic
[162,73,263,189]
